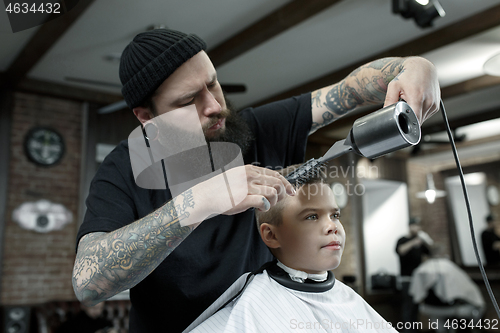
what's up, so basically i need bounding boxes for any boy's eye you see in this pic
[305,214,318,220]
[331,212,341,220]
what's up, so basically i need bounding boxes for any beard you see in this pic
[202,101,254,156]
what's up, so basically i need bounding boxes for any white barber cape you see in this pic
[184,268,397,333]
[409,258,485,308]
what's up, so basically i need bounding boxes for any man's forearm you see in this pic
[73,189,200,305]
[397,238,420,256]
[310,57,406,133]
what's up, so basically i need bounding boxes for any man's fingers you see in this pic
[249,184,279,207]
[383,81,401,108]
[276,173,296,196]
[236,195,271,212]
[258,197,271,212]
[248,166,295,199]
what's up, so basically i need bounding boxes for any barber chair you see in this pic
[419,289,484,333]
[411,259,485,333]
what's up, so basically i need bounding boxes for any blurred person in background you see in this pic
[481,213,500,266]
[396,217,433,332]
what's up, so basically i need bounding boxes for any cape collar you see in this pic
[266,260,335,292]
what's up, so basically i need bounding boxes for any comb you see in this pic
[285,137,355,186]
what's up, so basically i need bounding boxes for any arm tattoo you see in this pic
[311,90,322,108]
[348,57,405,104]
[73,189,196,303]
[311,57,406,131]
[323,82,364,115]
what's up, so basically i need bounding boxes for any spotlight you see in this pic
[392,0,445,28]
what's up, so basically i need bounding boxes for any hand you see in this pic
[199,164,296,217]
[383,57,441,124]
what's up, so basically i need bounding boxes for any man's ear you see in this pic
[260,223,280,249]
[133,107,154,125]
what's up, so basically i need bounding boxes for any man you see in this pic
[73,29,440,332]
[396,217,433,332]
[481,214,500,265]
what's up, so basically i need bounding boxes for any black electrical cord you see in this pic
[439,99,500,319]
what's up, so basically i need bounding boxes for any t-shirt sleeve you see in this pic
[395,237,405,254]
[76,142,139,250]
[240,93,312,167]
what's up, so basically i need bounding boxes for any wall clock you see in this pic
[24,127,65,166]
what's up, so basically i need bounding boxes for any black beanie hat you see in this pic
[119,29,207,109]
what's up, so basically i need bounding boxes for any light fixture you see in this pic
[416,173,446,204]
[484,53,500,76]
[392,0,445,28]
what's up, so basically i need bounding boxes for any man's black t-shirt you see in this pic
[77,94,312,332]
[396,236,430,277]
[482,229,500,265]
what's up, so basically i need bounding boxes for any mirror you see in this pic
[445,172,489,266]
[361,179,409,293]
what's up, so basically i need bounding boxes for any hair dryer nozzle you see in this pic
[350,101,421,159]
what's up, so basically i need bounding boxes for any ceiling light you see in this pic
[392,0,446,28]
[416,173,446,204]
[484,53,500,76]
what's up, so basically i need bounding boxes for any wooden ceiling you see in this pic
[2,0,500,142]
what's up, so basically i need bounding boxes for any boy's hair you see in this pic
[255,164,325,230]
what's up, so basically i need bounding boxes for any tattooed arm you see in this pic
[309,56,440,134]
[73,189,201,305]
[72,164,294,305]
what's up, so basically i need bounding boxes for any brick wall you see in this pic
[1,92,82,304]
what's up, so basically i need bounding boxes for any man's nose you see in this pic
[198,87,221,117]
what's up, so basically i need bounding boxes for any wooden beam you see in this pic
[5,0,96,86]
[252,4,500,108]
[13,76,123,105]
[208,0,343,68]
[422,104,500,135]
[441,75,500,99]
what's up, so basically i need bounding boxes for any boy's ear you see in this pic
[260,223,280,249]
[133,107,154,124]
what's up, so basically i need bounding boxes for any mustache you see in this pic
[202,107,231,132]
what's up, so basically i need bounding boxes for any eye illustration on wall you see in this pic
[12,200,73,233]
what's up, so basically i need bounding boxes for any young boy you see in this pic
[184,167,397,332]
